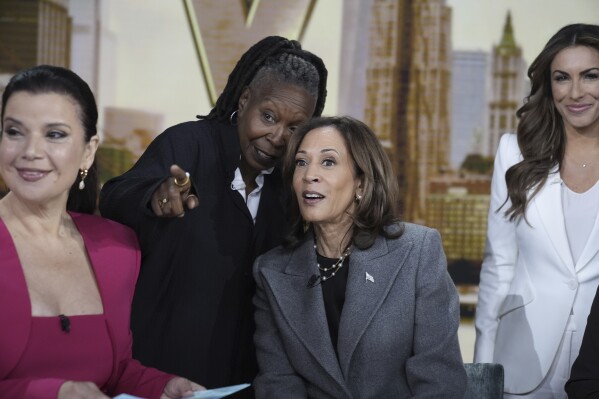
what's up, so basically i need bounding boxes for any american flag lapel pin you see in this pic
[365,272,374,283]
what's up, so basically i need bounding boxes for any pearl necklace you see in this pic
[314,242,352,282]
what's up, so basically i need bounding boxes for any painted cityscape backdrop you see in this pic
[1,0,598,313]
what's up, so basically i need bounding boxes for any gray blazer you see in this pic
[253,222,466,398]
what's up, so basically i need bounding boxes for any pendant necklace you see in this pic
[314,242,352,283]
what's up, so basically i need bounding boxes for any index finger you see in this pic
[169,164,188,180]
[170,164,191,189]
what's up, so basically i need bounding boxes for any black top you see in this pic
[99,119,288,393]
[318,253,349,355]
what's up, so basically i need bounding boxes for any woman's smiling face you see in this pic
[236,82,316,173]
[0,91,98,205]
[551,45,599,135]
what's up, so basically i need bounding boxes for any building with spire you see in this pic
[487,12,527,156]
[358,0,452,224]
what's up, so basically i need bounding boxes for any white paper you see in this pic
[183,383,251,399]
[112,382,250,399]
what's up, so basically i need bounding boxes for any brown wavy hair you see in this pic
[283,116,402,249]
[504,24,599,220]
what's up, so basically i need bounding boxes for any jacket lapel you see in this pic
[0,218,31,379]
[260,238,348,393]
[532,172,575,271]
[71,213,112,320]
[70,213,122,386]
[337,234,412,376]
[219,123,253,222]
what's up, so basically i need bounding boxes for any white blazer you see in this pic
[474,133,599,394]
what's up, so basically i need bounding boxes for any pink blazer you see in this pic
[0,212,173,399]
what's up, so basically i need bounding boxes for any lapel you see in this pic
[337,233,412,376]
[252,170,285,257]
[532,170,575,272]
[218,121,253,222]
[0,217,31,378]
[259,236,349,395]
[70,213,113,322]
[70,212,122,384]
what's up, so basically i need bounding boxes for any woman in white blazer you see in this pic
[474,24,599,398]
[253,116,466,398]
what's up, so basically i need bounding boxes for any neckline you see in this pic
[0,213,106,317]
[563,177,599,195]
[32,313,105,319]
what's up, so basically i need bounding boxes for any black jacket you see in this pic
[99,119,288,392]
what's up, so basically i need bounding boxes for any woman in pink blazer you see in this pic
[0,65,203,398]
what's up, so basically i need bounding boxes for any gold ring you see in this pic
[174,172,190,187]
[158,197,168,208]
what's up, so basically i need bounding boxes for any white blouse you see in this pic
[562,179,599,265]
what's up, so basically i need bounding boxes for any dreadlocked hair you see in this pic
[249,53,320,98]
[199,36,327,121]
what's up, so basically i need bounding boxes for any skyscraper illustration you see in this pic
[451,50,489,168]
[487,12,527,156]
[0,0,71,73]
[361,0,452,224]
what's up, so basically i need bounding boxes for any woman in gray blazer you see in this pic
[252,116,466,398]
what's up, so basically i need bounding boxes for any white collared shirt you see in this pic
[230,166,274,223]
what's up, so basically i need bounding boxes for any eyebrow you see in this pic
[552,67,599,75]
[3,117,22,125]
[261,97,310,120]
[296,148,340,155]
[46,122,71,129]
[2,117,71,129]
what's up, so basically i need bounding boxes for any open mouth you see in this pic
[304,192,324,199]
[302,191,325,204]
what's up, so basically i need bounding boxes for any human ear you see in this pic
[237,86,251,114]
[81,135,99,170]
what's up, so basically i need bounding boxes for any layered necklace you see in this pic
[314,241,352,283]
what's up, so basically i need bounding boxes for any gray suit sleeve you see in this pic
[253,256,308,398]
[405,229,467,398]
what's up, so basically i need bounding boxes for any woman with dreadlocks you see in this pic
[99,36,327,395]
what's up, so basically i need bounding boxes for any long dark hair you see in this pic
[200,36,328,120]
[504,24,599,220]
[1,65,99,214]
[283,116,402,250]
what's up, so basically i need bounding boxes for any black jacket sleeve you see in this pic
[99,121,205,231]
